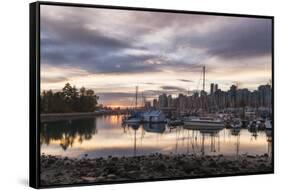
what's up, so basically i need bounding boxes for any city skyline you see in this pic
[41,5,272,107]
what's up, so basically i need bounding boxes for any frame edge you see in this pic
[29,1,40,189]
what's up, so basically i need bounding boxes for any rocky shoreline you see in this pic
[40,153,272,186]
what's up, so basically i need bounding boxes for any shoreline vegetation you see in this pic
[41,153,272,186]
[41,83,99,114]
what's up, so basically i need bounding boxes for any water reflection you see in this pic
[41,118,97,150]
[40,115,272,159]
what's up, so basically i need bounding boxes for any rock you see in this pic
[81,176,96,181]
[154,162,166,172]
[47,158,56,165]
[128,170,138,174]
[208,160,217,168]
[247,155,256,158]
[95,176,106,182]
[258,163,266,169]
[182,161,197,172]
[107,174,117,179]
[40,153,273,185]
[64,160,71,166]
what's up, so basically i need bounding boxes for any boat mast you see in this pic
[135,86,138,109]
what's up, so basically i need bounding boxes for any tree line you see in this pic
[41,83,99,113]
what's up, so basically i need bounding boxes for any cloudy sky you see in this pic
[40,5,272,107]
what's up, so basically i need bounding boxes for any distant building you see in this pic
[214,84,218,92]
[258,84,272,107]
[178,93,186,113]
[236,88,250,107]
[167,95,173,108]
[229,85,237,107]
[150,83,271,114]
[210,83,214,95]
[159,93,168,108]
[153,99,158,109]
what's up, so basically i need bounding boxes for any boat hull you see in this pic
[184,121,224,127]
[123,119,142,124]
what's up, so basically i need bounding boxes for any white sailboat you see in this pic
[123,86,143,124]
[184,117,224,127]
[183,66,224,128]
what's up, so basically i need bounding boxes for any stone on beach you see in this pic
[40,153,273,186]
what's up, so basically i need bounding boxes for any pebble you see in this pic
[40,153,272,185]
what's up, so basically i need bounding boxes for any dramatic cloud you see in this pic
[41,76,69,83]
[161,85,187,91]
[185,18,272,59]
[178,79,193,83]
[40,5,272,106]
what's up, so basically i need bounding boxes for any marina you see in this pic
[40,115,272,159]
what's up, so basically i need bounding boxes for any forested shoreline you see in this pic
[41,83,99,113]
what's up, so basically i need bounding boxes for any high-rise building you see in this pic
[258,84,272,107]
[178,93,186,113]
[210,83,214,94]
[214,84,218,92]
[159,93,168,108]
[167,95,173,108]
[229,85,237,107]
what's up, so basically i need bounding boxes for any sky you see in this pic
[40,5,272,107]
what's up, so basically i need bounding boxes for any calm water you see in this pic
[40,115,272,158]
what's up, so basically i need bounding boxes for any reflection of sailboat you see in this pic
[235,133,240,159]
[265,129,272,157]
[183,125,222,155]
[201,133,205,155]
[248,127,258,140]
[127,124,140,157]
[201,129,221,155]
[143,123,166,133]
[229,127,241,158]
[184,124,224,134]
[231,128,240,136]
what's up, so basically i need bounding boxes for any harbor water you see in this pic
[40,115,272,159]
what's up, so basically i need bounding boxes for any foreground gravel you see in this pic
[40,153,272,186]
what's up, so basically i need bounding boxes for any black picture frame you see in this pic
[30,1,274,188]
